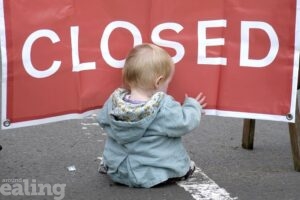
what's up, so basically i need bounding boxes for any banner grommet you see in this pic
[286,114,293,121]
[3,120,11,127]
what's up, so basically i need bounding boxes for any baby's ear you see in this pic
[154,75,164,88]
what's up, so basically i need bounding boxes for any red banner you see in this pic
[1,0,299,129]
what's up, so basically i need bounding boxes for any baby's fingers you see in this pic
[195,93,204,101]
[197,94,206,103]
[196,93,207,109]
[187,92,207,108]
[201,102,207,109]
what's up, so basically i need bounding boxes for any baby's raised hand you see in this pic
[185,93,207,115]
[194,93,207,108]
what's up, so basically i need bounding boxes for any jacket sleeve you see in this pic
[96,96,112,128]
[154,96,202,137]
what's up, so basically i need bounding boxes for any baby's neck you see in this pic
[129,88,156,101]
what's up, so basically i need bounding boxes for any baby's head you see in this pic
[122,43,174,93]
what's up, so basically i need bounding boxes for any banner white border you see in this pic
[0,0,299,129]
[0,0,8,129]
[292,0,300,120]
[2,110,100,129]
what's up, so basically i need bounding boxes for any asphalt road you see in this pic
[1,111,300,200]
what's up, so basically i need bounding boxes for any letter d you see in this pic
[240,21,279,67]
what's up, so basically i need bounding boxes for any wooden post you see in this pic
[242,119,256,150]
[288,99,300,171]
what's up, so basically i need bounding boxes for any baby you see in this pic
[97,43,206,188]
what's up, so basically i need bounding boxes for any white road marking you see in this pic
[81,122,99,126]
[177,167,238,200]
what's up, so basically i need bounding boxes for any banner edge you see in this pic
[0,0,8,130]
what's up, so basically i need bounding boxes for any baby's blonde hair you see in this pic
[122,43,174,90]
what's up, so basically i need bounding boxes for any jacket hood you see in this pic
[104,88,164,144]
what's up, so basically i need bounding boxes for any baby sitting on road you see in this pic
[97,43,206,188]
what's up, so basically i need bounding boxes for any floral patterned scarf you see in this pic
[110,88,164,122]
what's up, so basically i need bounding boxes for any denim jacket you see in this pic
[97,88,202,188]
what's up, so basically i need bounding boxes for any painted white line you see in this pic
[177,167,238,200]
[81,122,99,126]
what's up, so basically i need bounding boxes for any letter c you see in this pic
[22,29,61,78]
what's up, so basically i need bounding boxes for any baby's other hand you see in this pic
[185,93,207,115]
[195,93,207,108]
